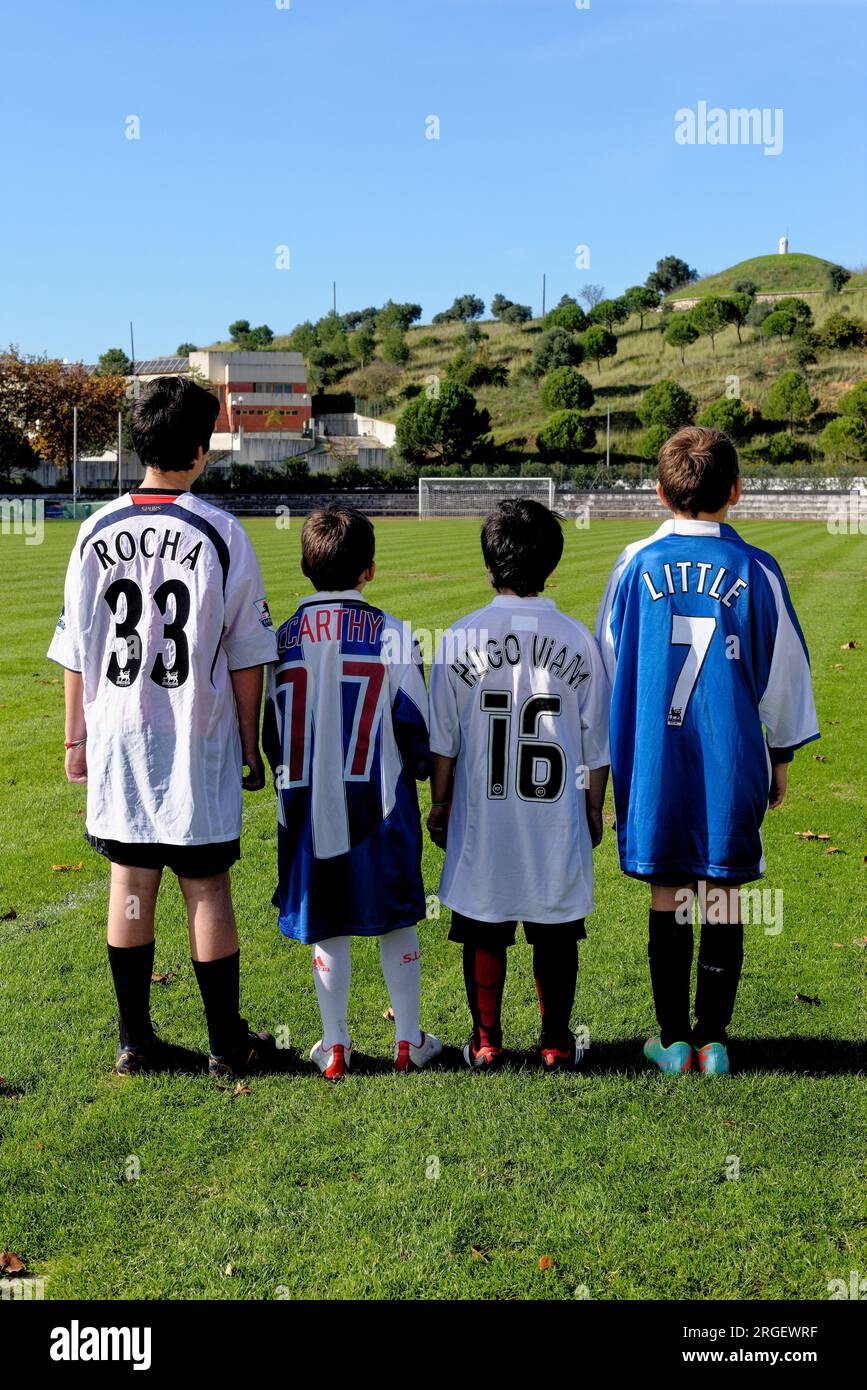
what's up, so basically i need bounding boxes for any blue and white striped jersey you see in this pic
[595,518,820,882]
[264,590,430,943]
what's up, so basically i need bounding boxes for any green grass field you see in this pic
[0,516,864,1301]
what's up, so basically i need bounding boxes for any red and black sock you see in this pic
[107,940,155,1051]
[648,908,694,1048]
[694,922,744,1048]
[533,938,578,1051]
[192,950,246,1059]
[462,943,507,1051]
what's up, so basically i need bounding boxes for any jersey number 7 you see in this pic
[277,658,386,788]
[667,614,717,728]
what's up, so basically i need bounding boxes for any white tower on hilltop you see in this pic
[778,235,789,254]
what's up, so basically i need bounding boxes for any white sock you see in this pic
[311,936,351,1050]
[379,926,422,1047]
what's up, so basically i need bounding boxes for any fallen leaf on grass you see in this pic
[471,1246,489,1262]
[0,1252,25,1276]
[813,755,827,762]
[794,993,821,1006]
[794,831,819,840]
[831,663,844,670]
[150,971,175,984]
[721,1119,736,1126]
[51,862,83,872]
[856,938,867,948]
[817,834,831,841]
[825,847,843,855]
[832,942,844,948]
[840,641,858,649]
[826,719,839,725]
[539,1255,556,1272]
[0,908,17,921]
[232,1083,251,1097]
[383,1006,395,1021]
[224,1263,233,1277]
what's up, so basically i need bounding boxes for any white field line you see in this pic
[0,878,105,941]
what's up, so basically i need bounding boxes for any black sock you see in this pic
[694,922,744,1047]
[533,938,578,1050]
[648,909,693,1048]
[107,941,155,1051]
[192,950,246,1058]
[462,943,507,1050]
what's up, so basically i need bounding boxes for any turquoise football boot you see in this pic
[696,1041,730,1075]
[643,1035,693,1074]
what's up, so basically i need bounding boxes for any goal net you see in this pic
[418,476,555,519]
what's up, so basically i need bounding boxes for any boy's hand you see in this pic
[242,748,266,791]
[65,743,88,785]
[427,804,449,849]
[586,804,604,848]
[768,762,788,810]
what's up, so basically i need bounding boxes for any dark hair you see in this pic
[481,498,564,596]
[657,426,739,516]
[301,505,375,590]
[130,376,220,472]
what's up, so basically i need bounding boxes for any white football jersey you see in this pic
[47,489,278,844]
[429,595,611,924]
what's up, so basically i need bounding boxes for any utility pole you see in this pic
[333,281,337,315]
[541,273,546,318]
[129,320,136,372]
[606,403,610,469]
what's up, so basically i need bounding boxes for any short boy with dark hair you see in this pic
[428,499,610,1071]
[48,376,279,1077]
[596,426,819,1075]
[263,505,441,1080]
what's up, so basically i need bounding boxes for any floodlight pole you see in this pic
[72,406,78,517]
[118,411,123,496]
[542,273,546,318]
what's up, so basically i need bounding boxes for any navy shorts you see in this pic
[86,833,240,879]
[448,910,586,948]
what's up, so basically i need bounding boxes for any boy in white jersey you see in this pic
[428,500,610,1071]
[48,377,279,1078]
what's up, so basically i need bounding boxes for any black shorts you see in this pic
[86,833,240,879]
[448,910,586,948]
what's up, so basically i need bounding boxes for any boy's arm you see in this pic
[230,666,266,790]
[427,753,456,848]
[585,764,609,848]
[578,631,612,848]
[63,670,88,785]
[391,628,431,780]
[261,664,281,785]
[756,559,820,809]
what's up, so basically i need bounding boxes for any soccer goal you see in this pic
[418,476,555,519]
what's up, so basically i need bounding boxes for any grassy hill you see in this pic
[668,252,839,300]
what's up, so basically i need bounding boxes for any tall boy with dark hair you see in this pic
[596,426,819,1075]
[48,376,279,1077]
[428,499,610,1071]
[263,505,441,1079]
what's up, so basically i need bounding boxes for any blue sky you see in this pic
[1,0,864,362]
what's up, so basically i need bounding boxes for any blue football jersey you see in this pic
[263,590,430,943]
[596,519,819,882]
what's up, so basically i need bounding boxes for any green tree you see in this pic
[697,396,753,441]
[491,293,532,324]
[767,431,798,464]
[540,367,594,412]
[820,415,867,463]
[645,255,698,295]
[536,410,597,460]
[764,371,816,431]
[531,328,585,377]
[581,325,617,375]
[637,379,697,431]
[781,297,814,325]
[380,327,410,364]
[176,342,198,355]
[726,293,753,343]
[375,300,423,332]
[432,293,486,324]
[287,321,317,355]
[730,278,758,298]
[761,309,798,345]
[589,298,630,335]
[665,315,699,365]
[689,296,734,352]
[348,326,377,367]
[838,380,867,422]
[818,312,866,350]
[95,347,132,376]
[544,301,588,333]
[826,264,851,294]
[623,285,661,330]
[638,422,670,459]
[395,382,492,468]
[228,319,250,343]
[578,284,606,310]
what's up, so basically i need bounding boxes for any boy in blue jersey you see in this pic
[596,427,819,1076]
[262,506,441,1079]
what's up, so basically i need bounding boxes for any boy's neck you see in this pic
[495,587,539,598]
[139,467,195,493]
[671,508,729,524]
